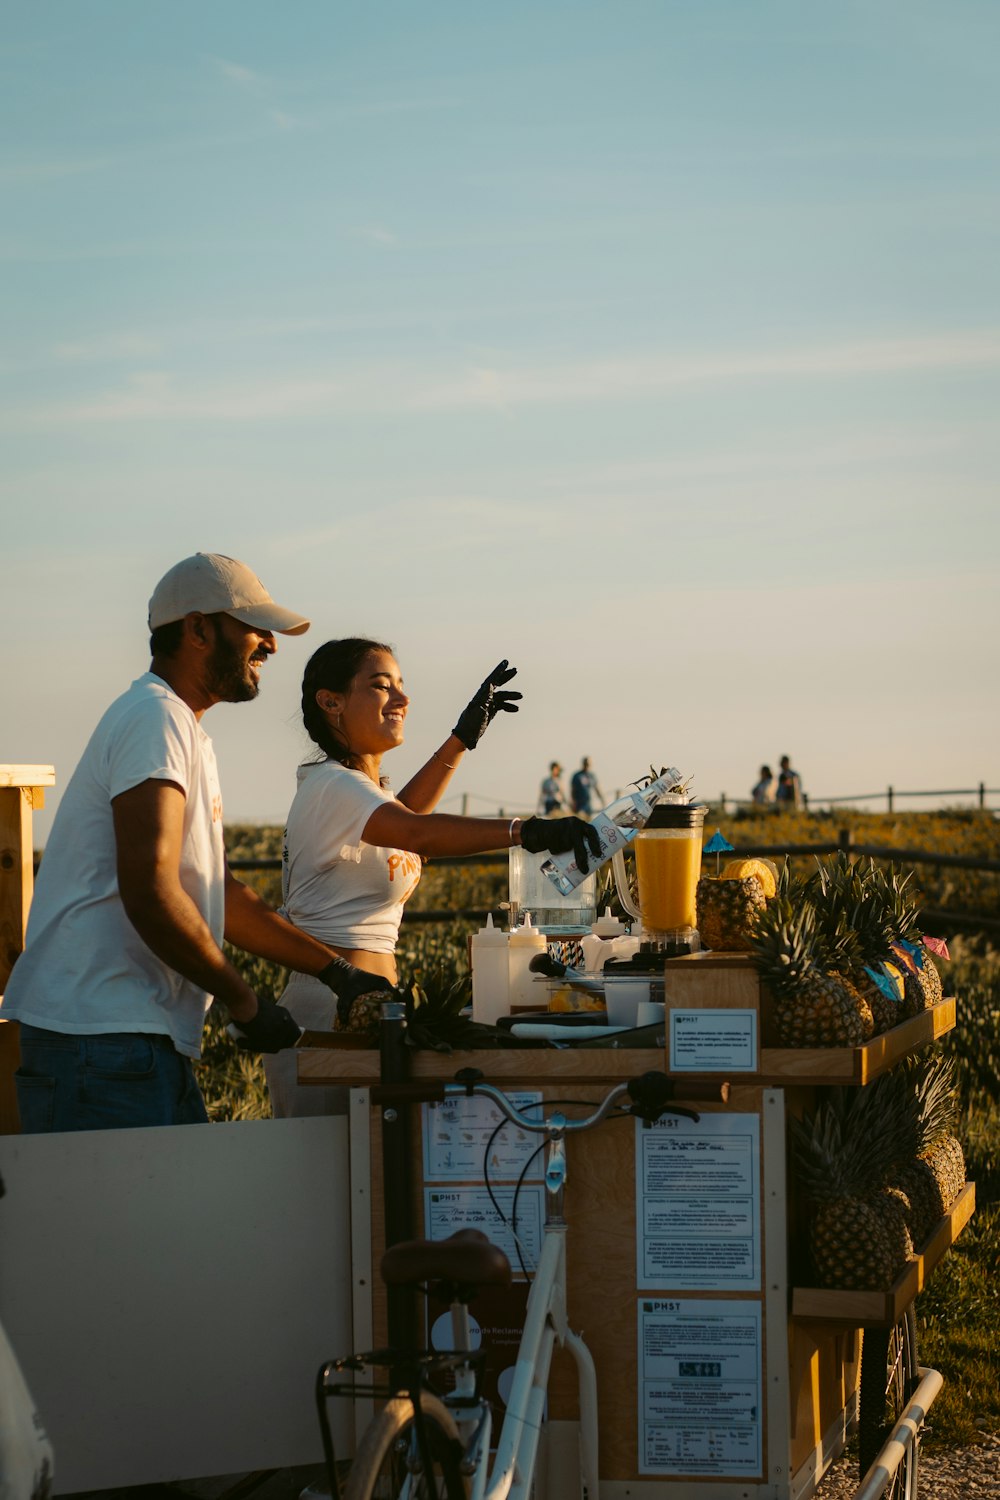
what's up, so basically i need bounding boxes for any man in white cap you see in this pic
[1,553,388,1132]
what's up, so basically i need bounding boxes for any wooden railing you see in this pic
[226,833,1000,933]
[720,782,999,813]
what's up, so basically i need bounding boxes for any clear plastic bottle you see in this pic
[507,913,548,1011]
[540,770,684,896]
[471,914,510,1025]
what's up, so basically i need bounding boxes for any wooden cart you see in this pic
[299,954,973,1499]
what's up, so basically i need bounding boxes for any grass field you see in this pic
[214,808,1000,1449]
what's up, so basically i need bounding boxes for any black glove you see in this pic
[318,956,393,1028]
[452,660,522,750]
[520,815,603,874]
[228,998,302,1054]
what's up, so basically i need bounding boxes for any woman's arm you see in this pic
[365,801,603,872]
[363,798,519,857]
[397,734,467,814]
[398,661,522,814]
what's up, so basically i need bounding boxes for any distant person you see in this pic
[751,765,775,806]
[774,754,803,809]
[570,756,603,817]
[538,761,567,815]
[1,552,387,1132]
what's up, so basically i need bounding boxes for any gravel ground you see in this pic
[817,1433,1000,1498]
[70,1437,1000,1500]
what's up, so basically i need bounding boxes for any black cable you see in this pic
[480,1099,634,1283]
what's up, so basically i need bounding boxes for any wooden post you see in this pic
[980,781,986,810]
[887,785,894,813]
[838,827,852,853]
[0,765,56,1134]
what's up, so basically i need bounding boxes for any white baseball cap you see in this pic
[148,553,310,636]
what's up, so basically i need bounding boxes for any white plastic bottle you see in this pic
[471,913,510,1026]
[580,907,628,973]
[507,913,548,1011]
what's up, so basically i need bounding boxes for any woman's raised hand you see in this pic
[452,660,522,750]
[519,815,603,874]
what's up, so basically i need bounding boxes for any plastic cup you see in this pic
[605,978,649,1027]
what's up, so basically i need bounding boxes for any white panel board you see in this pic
[0,1117,354,1494]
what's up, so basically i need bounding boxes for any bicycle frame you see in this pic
[438,1083,636,1500]
[318,1070,705,1500]
[453,1204,598,1500]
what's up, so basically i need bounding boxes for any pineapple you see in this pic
[751,892,875,1047]
[334,990,390,1036]
[697,875,767,952]
[888,1057,966,1243]
[869,864,944,1017]
[807,855,905,1035]
[792,1088,914,1289]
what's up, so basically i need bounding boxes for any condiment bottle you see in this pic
[471,914,510,1026]
[581,907,627,973]
[507,913,548,1011]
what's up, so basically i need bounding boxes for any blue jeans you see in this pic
[15,1025,209,1132]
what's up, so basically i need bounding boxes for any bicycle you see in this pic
[315,1067,713,1500]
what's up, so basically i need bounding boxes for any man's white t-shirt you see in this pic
[1,673,226,1059]
[282,761,422,954]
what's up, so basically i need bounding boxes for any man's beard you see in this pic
[207,632,260,703]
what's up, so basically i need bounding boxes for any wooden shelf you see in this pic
[298,999,956,1090]
[791,1180,976,1327]
[297,1042,731,1090]
[757,999,956,1085]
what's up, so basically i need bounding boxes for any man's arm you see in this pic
[113,780,261,1023]
[222,868,347,974]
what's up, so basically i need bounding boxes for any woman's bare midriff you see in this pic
[329,946,398,987]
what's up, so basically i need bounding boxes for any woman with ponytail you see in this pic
[264,638,600,1116]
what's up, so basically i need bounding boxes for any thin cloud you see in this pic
[352,226,398,247]
[0,152,112,185]
[213,57,263,88]
[8,329,1000,428]
[53,334,162,364]
[415,332,1000,410]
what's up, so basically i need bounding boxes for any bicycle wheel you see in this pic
[345,1393,469,1500]
[858,1307,919,1500]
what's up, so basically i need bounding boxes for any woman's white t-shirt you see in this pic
[282,761,422,953]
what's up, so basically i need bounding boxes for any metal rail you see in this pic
[852,1364,943,1500]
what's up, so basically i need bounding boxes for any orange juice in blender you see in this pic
[633,804,707,942]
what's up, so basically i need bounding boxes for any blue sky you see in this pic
[3,1,999,840]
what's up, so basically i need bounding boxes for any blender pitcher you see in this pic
[508,846,597,933]
[611,802,707,949]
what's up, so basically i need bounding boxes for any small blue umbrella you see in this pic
[703,828,734,875]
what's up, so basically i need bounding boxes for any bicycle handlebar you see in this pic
[450,1077,637,1133]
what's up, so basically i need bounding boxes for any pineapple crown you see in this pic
[898,1054,960,1147]
[750,882,851,1000]
[806,853,921,967]
[864,861,923,944]
[792,1073,919,1201]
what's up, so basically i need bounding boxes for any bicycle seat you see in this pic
[382,1229,512,1290]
